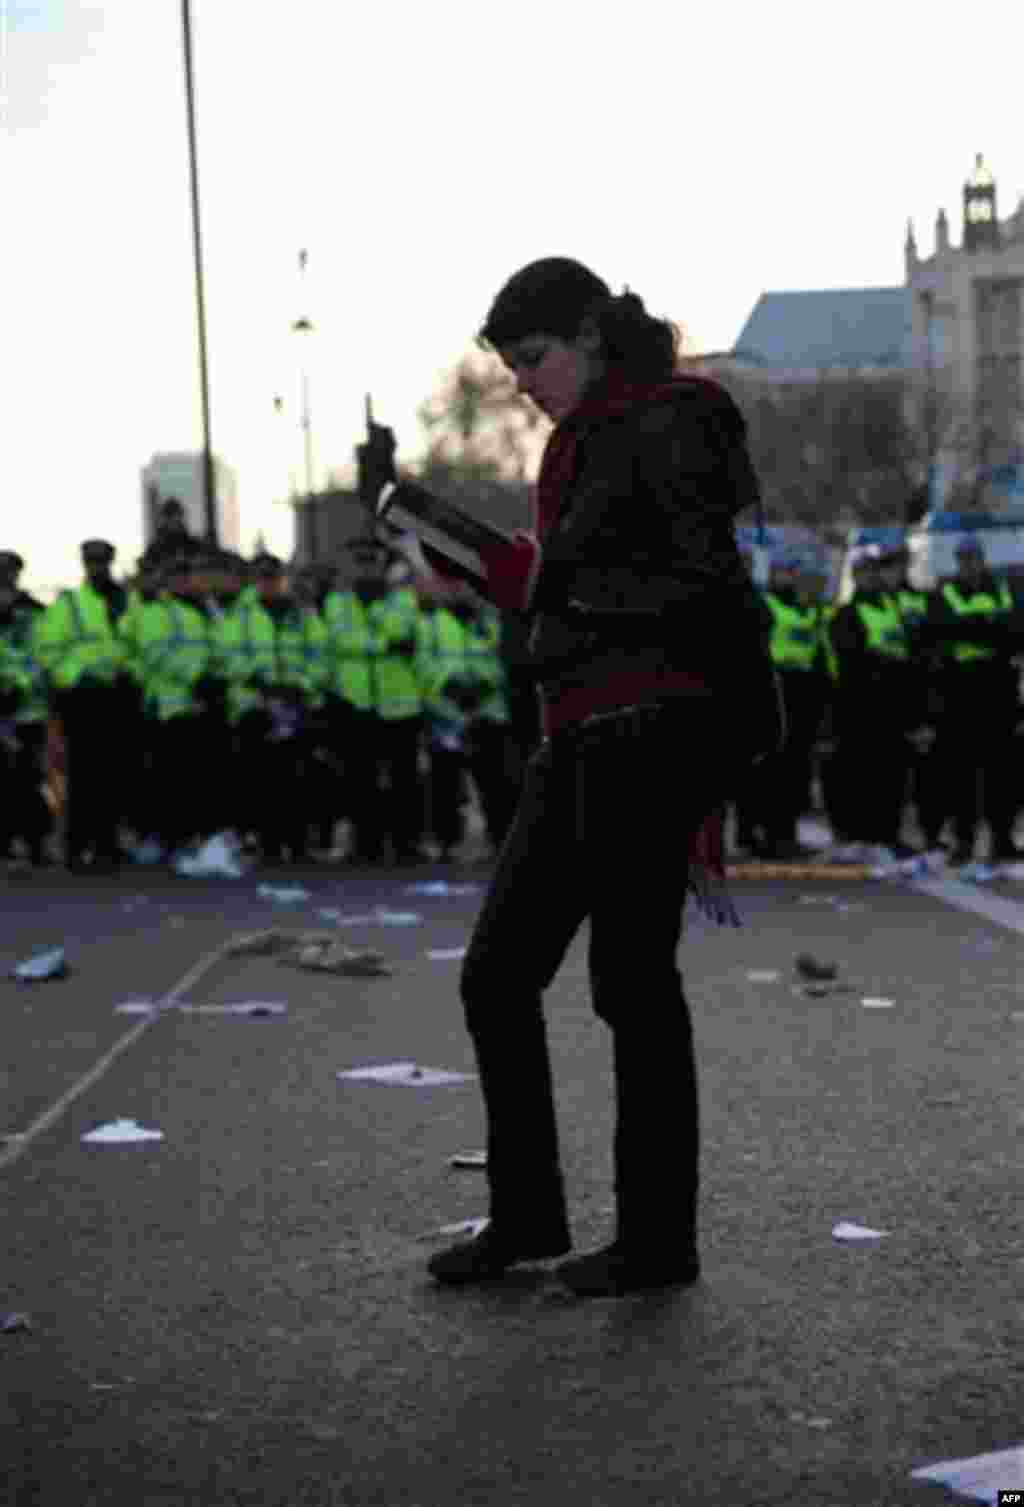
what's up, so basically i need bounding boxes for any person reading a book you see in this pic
[357,256,782,1297]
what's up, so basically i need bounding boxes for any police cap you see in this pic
[251,552,284,578]
[81,539,115,564]
[0,550,24,578]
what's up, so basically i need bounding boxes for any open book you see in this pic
[376,482,514,586]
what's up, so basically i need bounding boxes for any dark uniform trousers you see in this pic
[459,700,736,1257]
[0,723,51,858]
[933,665,1019,854]
[233,707,313,858]
[832,670,913,847]
[151,712,227,851]
[57,683,136,861]
[344,711,424,860]
[741,667,823,846]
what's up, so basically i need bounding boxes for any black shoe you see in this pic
[951,846,974,866]
[556,1241,700,1298]
[890,842,921,860]
[991,842,1023,863]
[427,1224,571,1286]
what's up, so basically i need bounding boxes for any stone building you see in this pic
[906,154,1024,506]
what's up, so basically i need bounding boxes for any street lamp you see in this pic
[292,250,317,562]
[180,0,217,546]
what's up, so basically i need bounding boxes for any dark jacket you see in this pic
[523,386,780,758]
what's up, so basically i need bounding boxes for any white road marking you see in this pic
[0,938,236,1172]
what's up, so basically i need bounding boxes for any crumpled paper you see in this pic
[12,947,67,982]
[224,929,390,976]
[832,1221,887,1241]
[81,1119,163,1144]
[257,884,311,903]
[338,1062,476,1086]
[175,833,244,879]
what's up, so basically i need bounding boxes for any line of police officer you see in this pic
[736,536,1024,865]
[0,536,526,873]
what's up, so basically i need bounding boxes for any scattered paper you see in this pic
[861,997,894,1009]
[178,1002,286,1017]
[999,862,1024,882]
[175,833,243,879]
[317,908,343,923]
[910,1445,1024,1505]
[81,1119,164,1144]
[798,895,839,906]
[431,1217,490,1240]
[428,947,468,961]
[957,862,997,884]
[405,882,481,897]
[332,908,422,926]
[449,1151,487,1169]
[282,940,390,977]
[338,1062,477,1087]
[1,1313,32,1334]
[12,947,67,982]
[832,1221,887,1241]
[114,999,160,1015]
[746,970,780,983]
[258,885,311,903]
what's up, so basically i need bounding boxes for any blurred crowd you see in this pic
[0,501,533,873]
[3,496,1024,875]
[735,535,1024,868]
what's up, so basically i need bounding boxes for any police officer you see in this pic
[294,563,347,856]
[828,546,917,856]
[216,553,317,863]
[0,557,51,864]
[459,591,522,860]
[35,540,135,870]
[877,543,946,852]
[920,537,1020,865]
[744,552,824,859]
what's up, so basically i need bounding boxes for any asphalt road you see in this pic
[1,856,1022,1507]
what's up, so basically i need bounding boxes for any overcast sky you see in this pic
[4,0,1022,594]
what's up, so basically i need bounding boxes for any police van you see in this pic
[836,510,1024,604]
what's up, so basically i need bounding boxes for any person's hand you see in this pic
[356,421,398,504]
[906,724,936,751]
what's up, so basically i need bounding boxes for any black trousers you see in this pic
[932,670,1019,852]
[0,722,51,856]
[57,685,133,860]
[235,711,313,856]
[740,669,824,845]
[459,700,735,1255]
[151,713,229,849]
[829,676,915,847]
[345,712,424,859]
[427,720,524,853]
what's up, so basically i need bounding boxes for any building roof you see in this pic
[732,287,913,371]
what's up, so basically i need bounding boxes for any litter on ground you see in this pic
[429,1218,489,1241]
[861,997,895,1009]
[910,1445,1024,1505]
[258,885,311,903]
[746,970,780,983]
[404,882,481,897]
[428,947,468,961]
[174,833,244,878]
[1,1312,32,1333]
[12,947,67,982]
[81,1119,164,1144]
[449,1151,487,1169]
[338,1062,476,1086]
[832,1221,887,1241]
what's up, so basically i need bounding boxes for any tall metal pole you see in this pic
[293,249,317,562]
[181,0,217,546]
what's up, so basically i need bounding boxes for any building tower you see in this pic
[963,153,999,254]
